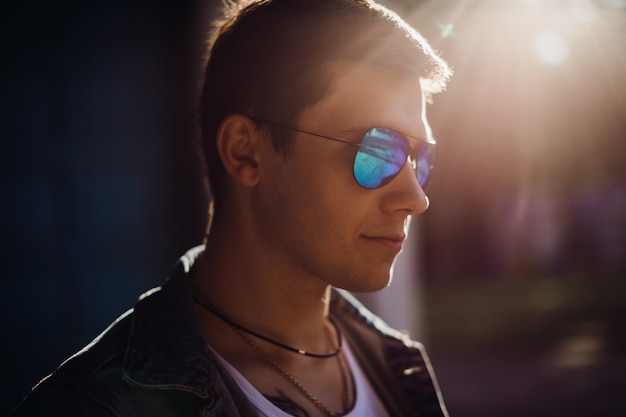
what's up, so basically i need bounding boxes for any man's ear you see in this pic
[216,114,261,188]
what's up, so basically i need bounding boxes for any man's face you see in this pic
[254,63,430,292]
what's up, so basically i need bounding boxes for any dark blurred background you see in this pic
[2,0,625,416]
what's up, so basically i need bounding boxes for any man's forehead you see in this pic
[321,62,426,111]
[302,62,428,138]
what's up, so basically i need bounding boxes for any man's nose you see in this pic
[381,161,430,215]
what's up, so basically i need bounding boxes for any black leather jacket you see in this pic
[13,247,448,417]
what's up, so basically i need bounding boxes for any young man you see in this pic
[13,0,451,416]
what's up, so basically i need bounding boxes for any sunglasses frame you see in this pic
[248,116,436,190]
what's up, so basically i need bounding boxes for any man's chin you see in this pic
[341,274,392,293]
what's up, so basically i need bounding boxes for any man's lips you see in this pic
[362,234,406,252]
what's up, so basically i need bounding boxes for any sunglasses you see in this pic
[251,117,436,190]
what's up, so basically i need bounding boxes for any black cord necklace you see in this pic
[193,295,342,359]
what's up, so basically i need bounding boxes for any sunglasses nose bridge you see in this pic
[399,157,421,187]
[406,153,418,172]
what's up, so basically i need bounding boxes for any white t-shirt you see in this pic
[210,339,389,417]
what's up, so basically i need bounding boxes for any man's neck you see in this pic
[191,223,333,358]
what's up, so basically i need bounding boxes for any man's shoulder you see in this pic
[13,281,208,417]
[12,309,135,416]
[60,309,134,378]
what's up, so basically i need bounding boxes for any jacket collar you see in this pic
[122,246,214,398]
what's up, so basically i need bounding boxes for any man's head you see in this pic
[198,0,451,220]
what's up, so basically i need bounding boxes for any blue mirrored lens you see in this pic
[354,128,435,189]
[354,128,409,189]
